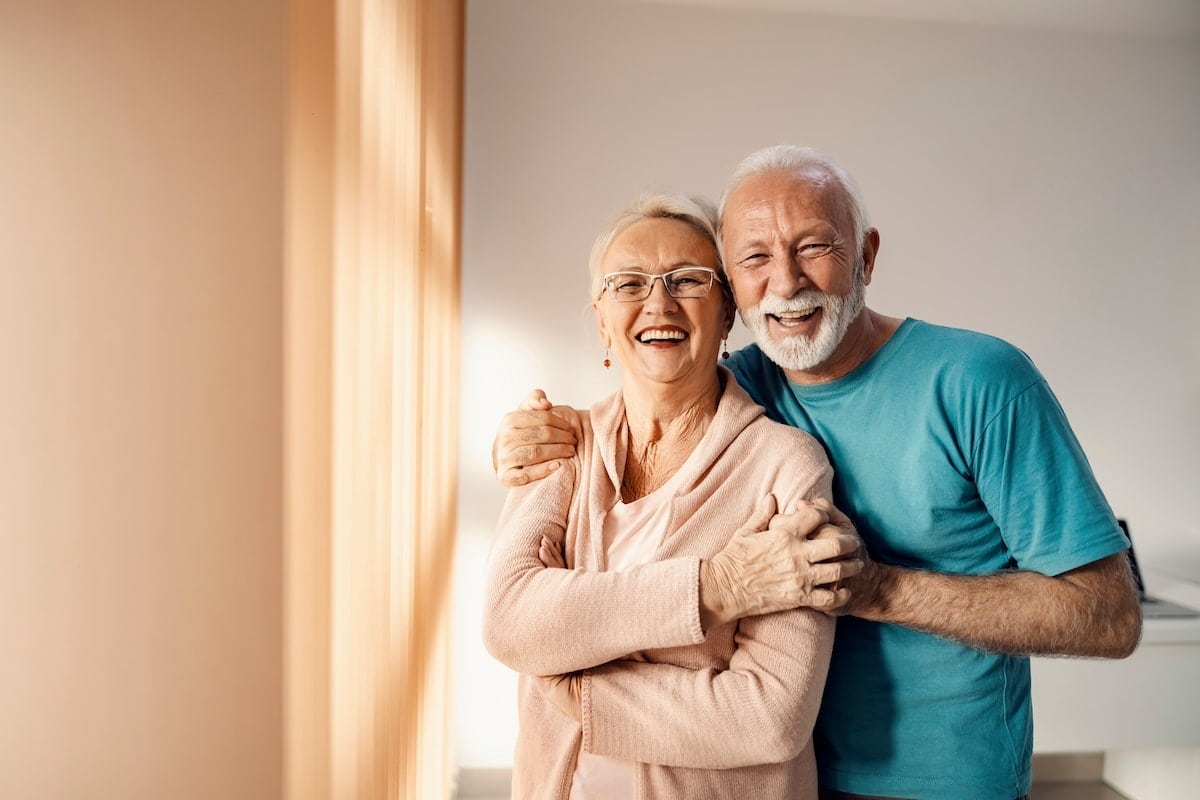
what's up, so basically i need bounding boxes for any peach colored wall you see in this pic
[0,2,285,798]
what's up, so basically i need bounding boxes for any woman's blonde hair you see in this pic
[587,193,722,300]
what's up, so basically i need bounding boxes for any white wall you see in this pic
[455,0,1200,768]
[1105,747,1200,800]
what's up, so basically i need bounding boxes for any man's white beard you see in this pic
[740,265,867,373]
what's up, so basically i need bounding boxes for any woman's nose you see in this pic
[642,277,680,312]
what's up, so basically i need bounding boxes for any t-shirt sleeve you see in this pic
[972,376,1129,576]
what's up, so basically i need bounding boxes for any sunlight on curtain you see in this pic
[329,0,463,797]
[286,1,462,799]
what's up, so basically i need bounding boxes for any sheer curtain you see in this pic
[286,1,463,798]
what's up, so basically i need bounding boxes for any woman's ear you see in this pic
[592,300,611,349]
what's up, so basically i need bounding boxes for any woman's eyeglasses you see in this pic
[601,266,722,302]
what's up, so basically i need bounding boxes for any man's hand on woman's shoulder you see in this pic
[493,389,582,487]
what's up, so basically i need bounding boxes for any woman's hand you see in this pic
[535,672,583,722]
[699,496,865,629]
[539,535,567,569]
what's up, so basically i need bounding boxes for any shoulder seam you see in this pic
[970,377,1049,469]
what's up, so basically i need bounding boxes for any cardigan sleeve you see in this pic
[482,459,705,677]
[580,436,837,768]
[580,604,834,768]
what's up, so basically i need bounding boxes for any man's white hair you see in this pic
[717,145,872,254]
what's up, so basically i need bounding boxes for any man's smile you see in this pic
[768,307,822,334]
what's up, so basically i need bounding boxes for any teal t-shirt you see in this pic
[727,319,1128,800]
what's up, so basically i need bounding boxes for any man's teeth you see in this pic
[773,308,817,322]
[774,309,816,319]
[637,329,687,343]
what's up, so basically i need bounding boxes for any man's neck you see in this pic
[782,308,904,385]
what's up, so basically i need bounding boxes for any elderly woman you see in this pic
[482,194,836,799]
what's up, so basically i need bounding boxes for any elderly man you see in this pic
[493,145,1141,800]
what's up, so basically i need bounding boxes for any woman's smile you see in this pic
[635,325,689,346]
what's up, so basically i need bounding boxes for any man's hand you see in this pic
[535,672,583,722]
[492,389,581,488]
[807,498,887,618]
[699,496,865,629]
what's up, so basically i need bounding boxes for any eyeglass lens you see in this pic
[606,268,715,300]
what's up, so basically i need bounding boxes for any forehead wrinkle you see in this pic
[789,169,855,240]
[727,171,850,250]
[607,258,707,274]
[604,235,718,274]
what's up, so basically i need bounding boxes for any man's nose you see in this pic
[768,255,809,298]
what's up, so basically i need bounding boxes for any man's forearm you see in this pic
[851,553,1141,658]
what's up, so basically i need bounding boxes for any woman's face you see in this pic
[594,217,731,394]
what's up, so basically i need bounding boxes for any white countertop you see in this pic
[1137,569,1200,644]
[1031,569,1200,752]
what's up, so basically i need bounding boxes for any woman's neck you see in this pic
[618,372,723,501]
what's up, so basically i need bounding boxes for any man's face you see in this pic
[721,167,870,378]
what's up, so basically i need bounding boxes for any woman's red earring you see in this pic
[603,349,611,369]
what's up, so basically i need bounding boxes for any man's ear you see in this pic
[861,228,881,285]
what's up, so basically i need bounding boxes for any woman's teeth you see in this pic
[636,329,687,343]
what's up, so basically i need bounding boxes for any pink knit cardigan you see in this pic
[484,373,836,800]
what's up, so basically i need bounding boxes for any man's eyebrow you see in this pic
[730,235,767,252]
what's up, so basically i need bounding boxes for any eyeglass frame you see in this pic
[599,266,725,302]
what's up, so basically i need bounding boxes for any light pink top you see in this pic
[570,481,677,799]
